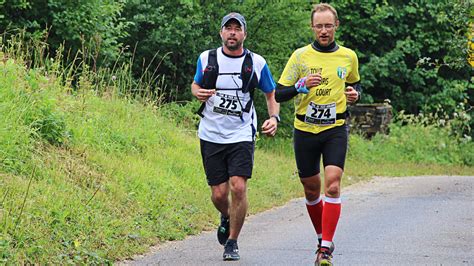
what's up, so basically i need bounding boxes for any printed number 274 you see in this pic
[311,108,331,118]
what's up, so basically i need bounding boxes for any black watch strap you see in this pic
[270,114,281,123]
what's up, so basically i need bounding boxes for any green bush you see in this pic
[23,69,68,145]
[158,100,201,130]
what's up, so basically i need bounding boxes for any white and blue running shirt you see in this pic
[194,47,276,144]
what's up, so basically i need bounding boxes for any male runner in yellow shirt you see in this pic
[275,3,360,265]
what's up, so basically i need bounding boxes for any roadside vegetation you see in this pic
[0,0,472,264]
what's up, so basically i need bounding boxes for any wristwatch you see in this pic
[270,114,281,123]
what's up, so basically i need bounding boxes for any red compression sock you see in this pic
[321,197,341,247]
[306,197,323,238]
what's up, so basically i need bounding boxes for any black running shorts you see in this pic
[200,140,255,186]
[293,125,348,178]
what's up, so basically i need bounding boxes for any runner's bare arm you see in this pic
[261,90,280,137]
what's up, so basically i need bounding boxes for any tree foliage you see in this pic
[0,0,128,66]
[331,0,471,116]
[120,1,311,101]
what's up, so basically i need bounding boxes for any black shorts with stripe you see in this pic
[293,124,348,178]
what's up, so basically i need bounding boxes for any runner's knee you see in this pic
[325,182,340,197]
[212,190,228,202]
[230,176,247,198]
[211,184,229,202]
[301,175,322,200]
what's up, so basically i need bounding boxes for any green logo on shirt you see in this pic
[337,67,347,79]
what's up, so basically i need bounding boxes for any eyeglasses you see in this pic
[312,24,335,30]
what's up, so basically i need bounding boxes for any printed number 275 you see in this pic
[219,98,237,110]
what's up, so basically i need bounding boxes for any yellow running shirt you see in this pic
[278,44,360,134]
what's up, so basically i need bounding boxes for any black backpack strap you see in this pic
[196,49,218,117]
[196,101,206,118]
[241,51,258,113]
[201,49,218,89]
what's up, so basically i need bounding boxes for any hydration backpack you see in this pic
[196,48,258,117]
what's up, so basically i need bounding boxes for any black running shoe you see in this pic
[217,215,230,245]
[223,239,240,261]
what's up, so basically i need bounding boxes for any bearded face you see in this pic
[220,20,246,51]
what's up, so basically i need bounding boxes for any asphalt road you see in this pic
[122,175,473,265]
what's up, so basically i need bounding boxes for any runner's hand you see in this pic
[345,86,359,103]
[305,73,322,88]
[261,118,277,137]
[195,88,216,102]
